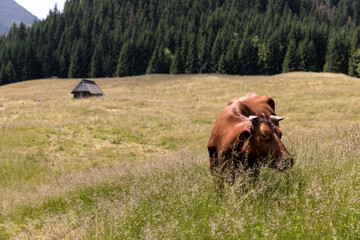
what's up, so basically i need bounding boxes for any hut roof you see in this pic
[71,79,104,95]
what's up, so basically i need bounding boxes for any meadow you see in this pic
[0,72,359,239]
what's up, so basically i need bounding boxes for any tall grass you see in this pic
[0,73,359,239]
[2,128,358,239]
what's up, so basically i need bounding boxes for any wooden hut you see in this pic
[71,79,104,99]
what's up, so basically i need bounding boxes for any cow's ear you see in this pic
[237,121,253,142]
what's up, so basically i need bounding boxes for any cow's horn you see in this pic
[249,115,259,121]
[270,115,284,121]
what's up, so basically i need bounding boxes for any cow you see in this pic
[207,93,294,192]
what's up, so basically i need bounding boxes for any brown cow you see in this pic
[207,93,293,191]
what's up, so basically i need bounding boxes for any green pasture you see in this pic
[0,72,359,239]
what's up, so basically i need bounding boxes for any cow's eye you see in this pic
[260,134,268,139]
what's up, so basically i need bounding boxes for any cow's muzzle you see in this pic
[273,156,294,171]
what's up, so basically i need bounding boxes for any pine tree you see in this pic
[90,45,103,78]
[22,42,39,80]
[312,25,329,72]
[0,65,7,85]
[59,45,70,78]
[282,39,299,72]
[7,23,18,41]
[170,48,184,74]
[352,47,360,76]
[263,29,287,75]
[134,32,154,75]
[18,22,27,41]
[116,42,135,77]
[348,27,360,76]
[146,45,171,74]
[15,43,26,80]
[298,38,318,72]
[217,53,227,74]
[68,39,86,78]
[198,35,212,73]
[324,31,350,74]
[257,42,268,75]
[103,54,114,77]
[5,61,17,84]
[238,36,259,75]
[223,38,240,75]
[211,31,225,72]
[185,34,199,73]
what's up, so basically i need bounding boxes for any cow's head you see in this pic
[236,114,294,171]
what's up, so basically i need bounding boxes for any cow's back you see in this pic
[228,94,275,117]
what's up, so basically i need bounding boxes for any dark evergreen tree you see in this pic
[0,65,7,85]
[146,45,171,74]
[185,34,199,73]
[350,47,360,76]
[348,27,360,76]
[15,43,26,80]
[170,48,185,74]
[217,53,227,74]
[263,28,288,75]
[59,44,71,78]
[324,31,350,74]
[312,24,329,72]
[90,45,103,78]
[298,38,318,72]
[282,39,299,72]
[238,36,259,75]
[4,61,17,84]
[116,42,135,77]
[133,32,153,75]
[211,31,226,72]
[198,35,212,73]
[22,42,39,80]
[224,38,241,75]
[68,39,87,78]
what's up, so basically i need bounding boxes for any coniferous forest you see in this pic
[1,0,360,85]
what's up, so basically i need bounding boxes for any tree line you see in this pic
[1,0,360,85]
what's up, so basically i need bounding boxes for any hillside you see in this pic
[0,0,37,35]
[1,0,360,85]
[0,73,359,238]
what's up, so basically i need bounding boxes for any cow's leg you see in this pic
[239,162,260,193]
[213,173,224,196]
[228,153,243,186]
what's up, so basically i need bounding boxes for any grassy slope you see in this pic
[0,73,359,239]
